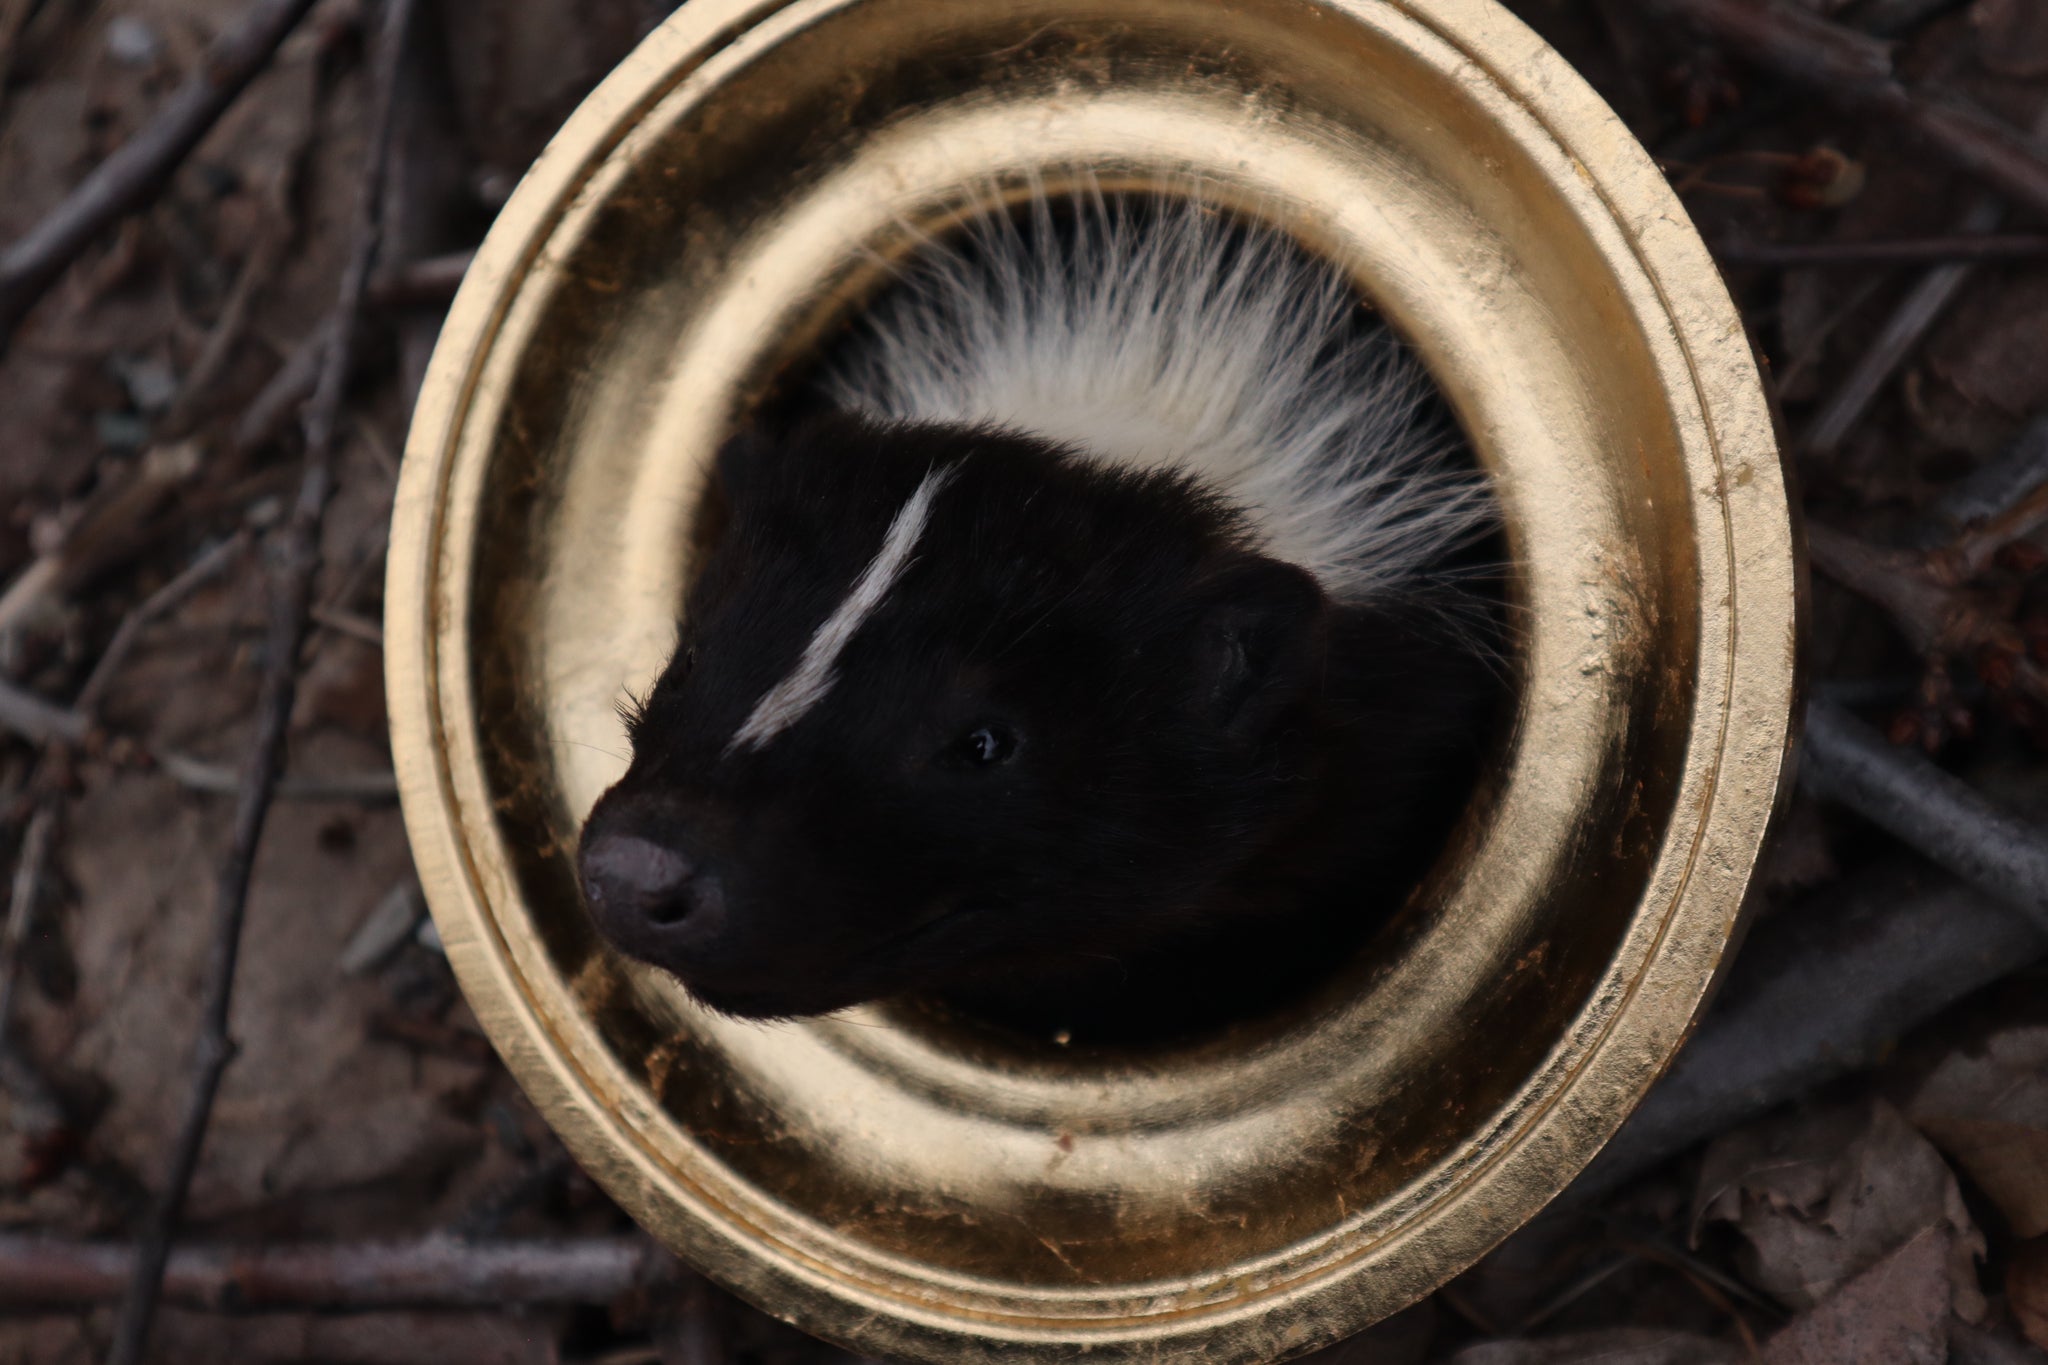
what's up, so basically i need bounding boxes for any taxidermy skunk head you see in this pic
[578,187,1504,1034]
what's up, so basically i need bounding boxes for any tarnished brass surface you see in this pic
[384,0,1798,1359]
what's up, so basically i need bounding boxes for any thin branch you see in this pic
[75,533,250,718]
[1713,233,2048,269]
[0,0,321,348]
[0,0,32,88]
[0,441,204,636]
[0,801,55,1045]
[1916,409,2048,549]
[309,603,384,647]
[105,0,416,1358]
[0,678,87,748]
[1807,518,2048,706]
[0,1235,676,1310]
[368,249,474,308]
[1804,521,1955,654]
[1801,698,2048,924]
[158,237,286,442]
[1642,0,2048,220]
[1513,1252,1637,1332]
[0,0,43,126]
[0,530,240,749]
[1800,194,2001,456]
[154,751,398,803]
[1571,851,2048,1199]
[1844,0,1970,36]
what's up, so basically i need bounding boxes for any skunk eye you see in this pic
[950,723,1018,768]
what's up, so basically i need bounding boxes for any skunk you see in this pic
[576,186,1506,1041]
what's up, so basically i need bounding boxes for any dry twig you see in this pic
[0,802,55,1046]
[1571,855,2048,1198]
[105,1,417,1358]
[0,0,321,347]
[74,533,250,718]
[0,1234,676,1310]
[0,679,87,747]
[233,321,330,456]
[1915,410,2048,551]
[0,0,41,126]
[152,750,398,803]
[369,249,474,308]
[1642,0,2048,219]
[1807,518,2048,732]
[1714,233,2048,269]
[1799,195,2001,456]
[0,532,249,1141]
[1803,699,2048,923]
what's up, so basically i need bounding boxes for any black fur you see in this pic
[578,411,1500,1040]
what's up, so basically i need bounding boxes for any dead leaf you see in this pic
[2012,1237,2048,1351]
[1761,1225,1952,1365]
[1927,273,2048,425]
[1948,1318,2048,1365]
[1695,1099,1986,1318]
[1907,1026,2048,1238]
[1446,1328,1741,1365]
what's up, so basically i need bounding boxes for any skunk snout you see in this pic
[578,828,728,959]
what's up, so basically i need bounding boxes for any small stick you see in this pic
[158,236,285,441]
[1610,1238,1786,1322]
[1848,0,1969,35]
[75,532,249,718]
[231,320,328,457]
[154,751,399,803]
[309,603,384,648]
[1803,521,1954,653]
[1916,409,2048,548]
[0,802,54,1045]
[1714,233,2048,269]
[0,534,247,748]
[655,1276,728,1365]
[1571,852,2048,1199]
[0,1234,675,1310]
[1434,1282,1507,1338]
[1807,519,2048,705]
[0,441,204,636]
[1513,1251,1637,1332]
[1802,698,2048,923]
[1800,195,2001,456]
[1642,0,2048,220]
[0,679,87,747]
[0,0,37,122]
[0,535,246,1113]
[0,0,321,348]
[105,1,415,1358]
[368,249,474,308]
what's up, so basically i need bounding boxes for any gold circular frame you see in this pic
[385,0,1798,1359]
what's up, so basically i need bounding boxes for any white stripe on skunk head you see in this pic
[825,180,1494,607]
[726,462,958,753]
[578,184,1509,1036]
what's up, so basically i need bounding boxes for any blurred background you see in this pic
[1,0,2047,1361]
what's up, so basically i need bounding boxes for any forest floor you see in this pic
[1,0,2047,1362]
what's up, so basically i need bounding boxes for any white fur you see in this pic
[825,182,1492,606]
[728,463,958,752]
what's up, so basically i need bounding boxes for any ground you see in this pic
[1,0,2047,1361]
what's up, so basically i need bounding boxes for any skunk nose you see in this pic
[578,832,726,954]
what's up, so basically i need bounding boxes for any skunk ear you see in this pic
[1188,555,1327,739]
[713,424,779,507]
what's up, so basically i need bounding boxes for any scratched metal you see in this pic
[383,0,1801,1359]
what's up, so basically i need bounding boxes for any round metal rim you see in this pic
[386,1,1798,1359]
